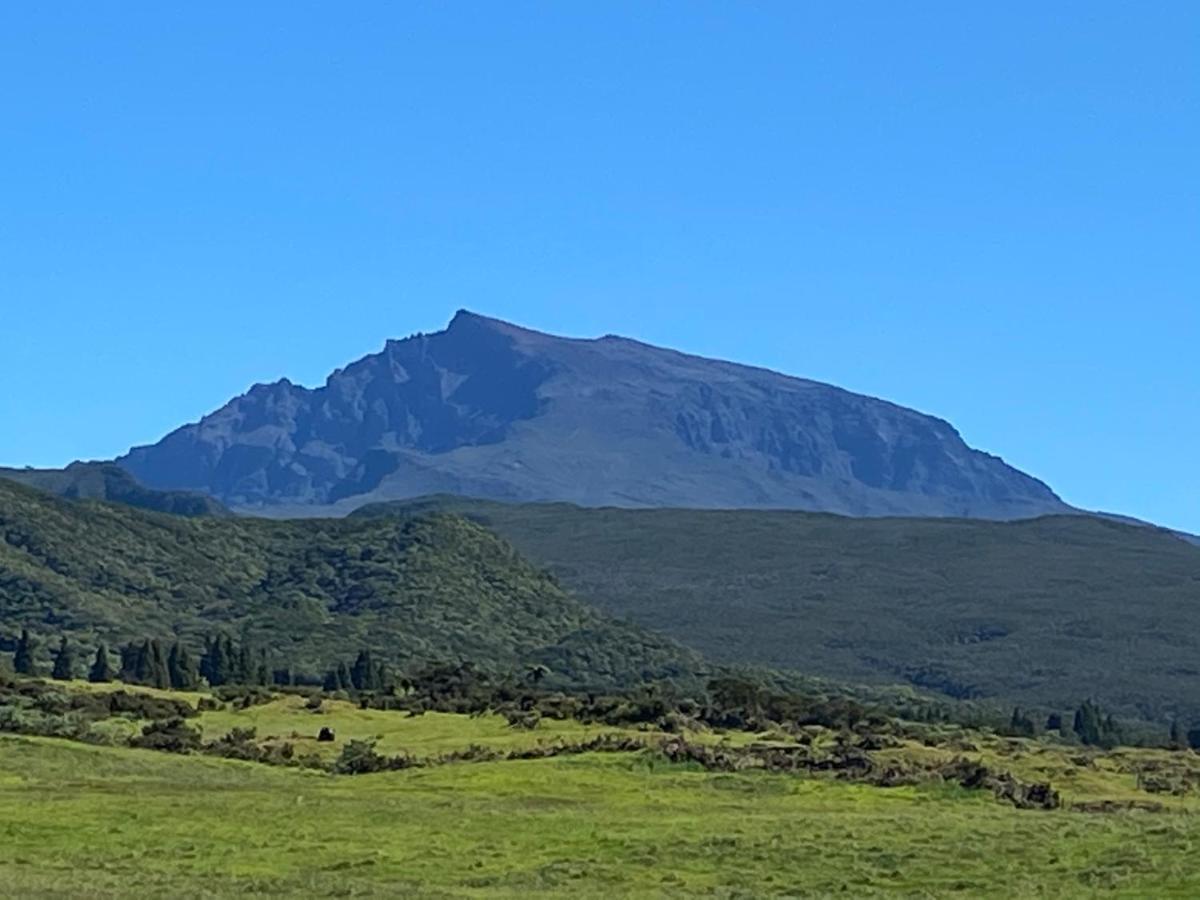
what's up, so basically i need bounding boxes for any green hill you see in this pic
[0,480,698,687]
[355,496,1200,723]
[0,462,229,517]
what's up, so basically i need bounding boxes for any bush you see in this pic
[332,739,416,774]
[130,717,202,753]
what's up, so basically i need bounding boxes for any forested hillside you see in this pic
[356,496,1200,722]
[0,480,698,687]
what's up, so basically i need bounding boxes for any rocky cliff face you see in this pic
[119,310,1069,518]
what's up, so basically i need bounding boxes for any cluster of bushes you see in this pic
[359,664,896,736]
[0,674,197,744]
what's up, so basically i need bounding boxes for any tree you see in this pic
[1187,727,1200,752]
[127,639,170,689]
[12,628,37,676]
[147,639,170,690]
[351,649,377,691]
[118,642,141,682]
[1045,712,1064,733]
[235,643,253,685]
[167,642,198,691]
[253,649,270,687]
[200,634,233,687]
[323,666,342,692]
[525,664,551,686]
[1008,706,1036,738]
[51,637,75,681]
[1169,718,1184,749]
[89,644,114,683]
[1073,700,1120,748]
[1073,701,1102,746]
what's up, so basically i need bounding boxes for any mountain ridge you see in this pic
[116,310,1069,519]
[0,461,230,517]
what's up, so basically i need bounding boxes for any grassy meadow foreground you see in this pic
[3,682,1200,897]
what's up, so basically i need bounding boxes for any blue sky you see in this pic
[1,3,1197,531]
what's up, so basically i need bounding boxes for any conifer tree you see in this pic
[375,661,392,694]
[200,633,232,686]
[255,654,270,687]
[1170,718,1183,748]
[51,637,75,681]
[1073,701,1100,745]
[89,644,114,683]
[12,628,36,676]
[337,661,353,691]
[323,666,341,692]
[351,649,377,691]
[118,642,141,683]
[236,643,252,685]
[167,642,198,691]
[132,640,153,684]
[148,639,171,690]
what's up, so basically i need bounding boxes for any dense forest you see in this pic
[0,479,699,689]
[355,496,1200,723]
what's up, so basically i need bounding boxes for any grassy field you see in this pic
[5,684,1200,898]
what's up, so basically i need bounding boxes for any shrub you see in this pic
[130,717,202,753]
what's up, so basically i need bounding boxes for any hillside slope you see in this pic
[356,496,1200,721]
[118,310,1069,519]
[0,480,697,687]
[0,462,229,517]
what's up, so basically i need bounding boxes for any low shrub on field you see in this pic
[130,717,202,753]
[332,739,418,775]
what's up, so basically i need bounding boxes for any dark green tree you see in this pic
[200,634,233,686]
[254,649,270,687]
[323,666,342,692]
[351,649,377,691]
[118,641,141,682]
[51,637,75,681]
[375,661,393,694]
[88,643,114,683]
[148,639,170,690]
[1073,701,1102,745]
[167,642,198,690]
[1187,727,1200,752]
[1008,706,1036,737]
[13,628,37,676]
[1073,700,1120,747]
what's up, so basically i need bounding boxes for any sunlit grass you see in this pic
[4,722,1200,897]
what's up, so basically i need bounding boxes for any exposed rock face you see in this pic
[118,310,1068,518]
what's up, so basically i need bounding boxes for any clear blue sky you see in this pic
[2,3,1196,531]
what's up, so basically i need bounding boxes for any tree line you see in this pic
[9,629,284,690]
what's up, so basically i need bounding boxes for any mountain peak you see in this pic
[118,312,1068,520]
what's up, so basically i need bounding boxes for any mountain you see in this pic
[0,479,698,688]
[0,462,229,517]
[356,495,1200,722]
[117,310,1070,519]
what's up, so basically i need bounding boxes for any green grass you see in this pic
[195,694,633,759]
[3,733,1200,898]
